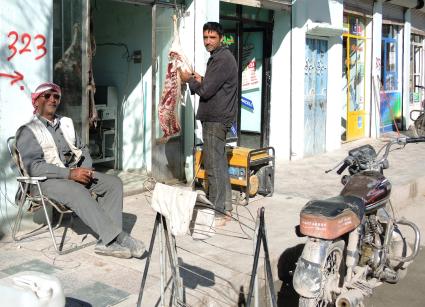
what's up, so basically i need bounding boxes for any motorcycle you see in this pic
[293,137,424,307]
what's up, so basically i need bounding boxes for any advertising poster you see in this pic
[380,91,401,133]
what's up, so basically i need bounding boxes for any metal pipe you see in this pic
[289,4,293,160]
[335,289,364,307]
[159,214,165,307]
[391,218,421,262]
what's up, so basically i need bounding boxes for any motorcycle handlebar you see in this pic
[330,137,425,175]
[404,136,425,144]
[336,160,350,174]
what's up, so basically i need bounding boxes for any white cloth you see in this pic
[151,183,197,236]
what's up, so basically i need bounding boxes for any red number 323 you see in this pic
[7,31,47,61]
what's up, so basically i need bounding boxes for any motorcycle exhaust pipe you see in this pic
[335,289,364,307]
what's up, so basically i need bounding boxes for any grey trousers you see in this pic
[39,171,123,244]
[202,122,233,215]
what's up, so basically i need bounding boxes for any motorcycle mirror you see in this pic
[382,159,390,169]
[341,175,350,185]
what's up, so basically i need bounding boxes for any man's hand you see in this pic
[179,69,193,83]
[193,72,203,83]
[69,167,94,185]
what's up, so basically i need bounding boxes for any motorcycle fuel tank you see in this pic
[340,171,391,212]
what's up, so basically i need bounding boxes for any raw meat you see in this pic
[158,16,191,142]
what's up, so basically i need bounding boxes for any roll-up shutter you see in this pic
[412,10,425,33]
[383,3,404,23]
[344,0,373,16]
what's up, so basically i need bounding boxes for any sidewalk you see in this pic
[1,133,424,306]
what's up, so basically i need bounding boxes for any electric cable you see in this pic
[96,42,131,62]
[177,246,264,279]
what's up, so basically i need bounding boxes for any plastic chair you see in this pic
[7,136,94,254]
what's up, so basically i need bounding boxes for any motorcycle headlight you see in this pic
[293,258,322,298]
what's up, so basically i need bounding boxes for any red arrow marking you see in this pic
[0,71,24,85]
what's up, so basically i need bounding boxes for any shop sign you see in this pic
[242,58,259,90]
[241,96,254,111]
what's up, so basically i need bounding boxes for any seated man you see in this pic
[16,82,145,259]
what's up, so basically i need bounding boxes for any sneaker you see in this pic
[119,234,146,258]
[94,241,132,259]
[214,217,227,227]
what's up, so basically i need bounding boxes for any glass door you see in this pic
[380,24,401,133]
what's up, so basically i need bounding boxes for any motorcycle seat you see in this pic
[301,195,365,220]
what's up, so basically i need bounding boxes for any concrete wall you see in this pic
[370,1,383,138]
[269,10,291,160]
[0,0,53,233]
[92,1,152,172]
[364,16,373,138]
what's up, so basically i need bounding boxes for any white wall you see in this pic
[370,1,383,138]
[364,17,373,138]
[270,11,291,160]
[0,0,53,233]
[326,35,343,152]
[403,10,412,129]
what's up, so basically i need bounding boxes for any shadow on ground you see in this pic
[276,244,304,307]
[259,244,304,307]
[66,297,92,307]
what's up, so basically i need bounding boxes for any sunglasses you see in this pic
[40,93,61,100]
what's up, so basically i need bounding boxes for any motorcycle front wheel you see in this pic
[414,113,425,136]
[298,240,346,307]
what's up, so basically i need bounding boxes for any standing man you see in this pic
[16,82,146,259]
[180,22,238,226]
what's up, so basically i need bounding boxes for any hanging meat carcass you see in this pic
[158,15,192,143]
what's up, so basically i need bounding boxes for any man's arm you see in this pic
[75,132,93,168]
[15,126,70,179]
[188,58,228,100]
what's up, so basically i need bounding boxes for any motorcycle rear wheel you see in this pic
[298,240,345,307]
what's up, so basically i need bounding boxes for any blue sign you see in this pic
[241,96,254,111]
[231,122,237,136]
[357,116,362,128]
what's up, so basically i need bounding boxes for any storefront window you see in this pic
[343,15,365,36]
[380,24,402,132]
[220,2,237,18]
[410,34,424,105]
[342,13,366,140]
[382,24,399,39]
[53,0,85,136]
[242,6,271,22]
[381,25,399,91]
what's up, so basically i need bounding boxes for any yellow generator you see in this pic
[194,146,275,204]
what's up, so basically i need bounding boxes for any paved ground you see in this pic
[1,133,425,306]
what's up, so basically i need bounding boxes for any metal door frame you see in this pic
[220,5,273,148]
